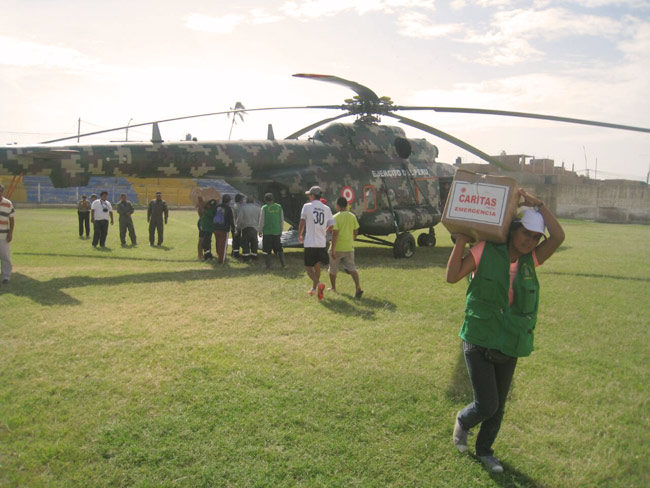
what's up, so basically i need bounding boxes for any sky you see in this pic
[1,0,649,181]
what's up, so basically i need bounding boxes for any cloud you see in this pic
[397,12,464,38]
[250,9,284,25]
[185,13,246,34]
[0,35,98,71]
[459,7,624,65]
[280,0,436,19]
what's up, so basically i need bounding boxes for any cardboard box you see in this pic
[441,170,520,243]
[190,186,221,208]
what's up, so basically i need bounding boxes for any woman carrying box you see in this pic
[445,189,565,473]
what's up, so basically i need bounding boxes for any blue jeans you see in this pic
[457,340,518,456]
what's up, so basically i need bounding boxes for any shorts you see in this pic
[304,247,329,267]
[328,250,356,274]
[262,234,282,254]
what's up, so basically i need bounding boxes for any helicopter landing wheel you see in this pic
[417,231,436,247]
[393,232,416,259]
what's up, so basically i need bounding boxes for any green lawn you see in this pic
[1,209,648,487]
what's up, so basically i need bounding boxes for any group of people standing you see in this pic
[76,191,168,248]
[197,192,285,269]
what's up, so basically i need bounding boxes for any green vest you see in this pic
[459,242,540,357]
[262,203,283,235]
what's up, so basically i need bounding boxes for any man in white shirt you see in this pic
[298,186,334,299]
[91,190,114,248]
[0,184,15,284]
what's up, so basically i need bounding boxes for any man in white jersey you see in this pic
[0,184,15,284]
[298,186,334,299]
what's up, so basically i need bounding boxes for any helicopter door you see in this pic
[414,177,439,206]
[438,176,453,212]
[363,185,377,212]
[259,183,303,228]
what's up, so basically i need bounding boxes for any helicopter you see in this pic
[1,73,648,258]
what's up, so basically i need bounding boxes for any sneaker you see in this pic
[308,288,316,296]
[453,416,468,453]
[479,455,504,473]
[317,282,325,300]
[354,289,364,299]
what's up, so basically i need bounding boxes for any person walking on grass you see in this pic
[0,184,15,285]
[328,196,363,298]
[115,193,137,247]
[91,191,114,248]
[258,192,286,269]
[445,189,565,474]
[147,191,168,246]
[298,185,334,300]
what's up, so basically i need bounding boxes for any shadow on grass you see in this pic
[318,293,397,320]
[15,251,197,263]
[3,270,237,306]
[472,456,551,488]
[542,270,650,282]
[357,246,451,269]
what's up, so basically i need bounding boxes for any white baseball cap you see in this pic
[518,207,546,234]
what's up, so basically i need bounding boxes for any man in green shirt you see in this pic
[328,196,363,298]
[258,192,286,269]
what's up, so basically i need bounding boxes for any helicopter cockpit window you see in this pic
[363,185,377,212]
[394,137,411,159]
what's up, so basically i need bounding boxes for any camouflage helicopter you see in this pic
[2,74,649,257]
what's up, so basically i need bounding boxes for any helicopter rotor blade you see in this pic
[293,74,380,103]
[285,113,352,140]
[40,105,343,144]
[385,113,511,171]
[392,106,650,133]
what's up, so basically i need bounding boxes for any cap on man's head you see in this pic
[517,207,546,234]
[81,195,87,198]
[264,192,274,202]
[305,185,322,196]
[91,193,97,198]
[155,191,162,196]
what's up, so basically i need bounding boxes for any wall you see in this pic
[534,179,650,223]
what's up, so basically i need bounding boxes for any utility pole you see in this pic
[126,118,133,142]
[77,118,81,143]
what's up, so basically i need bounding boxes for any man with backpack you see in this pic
[213,194,235,264]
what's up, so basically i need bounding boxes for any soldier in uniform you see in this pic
[147,191,168,246]
[115,193,137,247]
[77,194,91,238]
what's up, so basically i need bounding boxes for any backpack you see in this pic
[213,205,226,227]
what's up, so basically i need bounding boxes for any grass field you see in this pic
[1,208,648,487]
